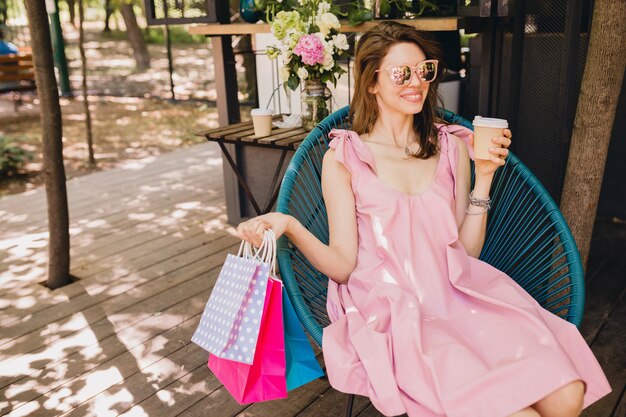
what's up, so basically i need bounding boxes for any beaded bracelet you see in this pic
[465,206,489,215]
[465,190,491,215]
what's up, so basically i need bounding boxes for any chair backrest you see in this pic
[276,106,584,347]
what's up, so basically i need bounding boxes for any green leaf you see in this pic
[348,8,374,26]
[287,75,300,91]
[380,0,392,17]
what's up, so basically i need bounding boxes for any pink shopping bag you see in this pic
[208,276,287,404]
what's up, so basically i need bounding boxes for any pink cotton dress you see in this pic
[321,125,612,417]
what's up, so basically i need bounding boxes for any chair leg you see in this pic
[344,394,355,417]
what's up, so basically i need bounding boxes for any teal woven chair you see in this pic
[275,106,585,416]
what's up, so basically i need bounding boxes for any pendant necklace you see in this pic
[374,128,420,158]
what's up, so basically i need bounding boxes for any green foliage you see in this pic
[343,0,456,25]
[0,136,33,177]
[103,26,206,45]
[142,26,206,44]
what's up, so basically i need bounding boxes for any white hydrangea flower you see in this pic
[322,50,334,71]
[318,1,331,14]
[316,12,340,37]
[332,33,349,51]
[282,48,292,64]
[297,67,309,80]
[364,0,373,10]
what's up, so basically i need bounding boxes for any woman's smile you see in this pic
[399,91,425,103]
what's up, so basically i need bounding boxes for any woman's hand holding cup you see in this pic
[470,116,512,178]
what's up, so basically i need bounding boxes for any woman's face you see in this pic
[369,42,430,116]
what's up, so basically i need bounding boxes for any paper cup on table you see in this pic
[251,108,274,137]
[472,116,508,160]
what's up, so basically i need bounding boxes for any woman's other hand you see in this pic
[236,212,293,248]
[470,128,512,177]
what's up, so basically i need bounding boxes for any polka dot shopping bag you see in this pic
[191,230,276,364]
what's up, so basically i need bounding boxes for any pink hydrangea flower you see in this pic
[293,34,325,66]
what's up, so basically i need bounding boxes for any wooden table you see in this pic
[198,116,310,216]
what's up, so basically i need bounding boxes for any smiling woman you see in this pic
[235,21,612,417]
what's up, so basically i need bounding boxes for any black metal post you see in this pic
[162,0,175,100]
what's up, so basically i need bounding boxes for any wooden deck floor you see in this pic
[0,142,624,417]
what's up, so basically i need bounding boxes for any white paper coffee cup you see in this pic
[472,116,508,160]
[251,108,273,137]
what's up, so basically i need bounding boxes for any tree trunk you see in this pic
[0,1,7,26]
[104,0,112,32]
[66,0,76,27]
[560,0,626,270]
[119,2,150,70]
[78,0,95,166]
[24,0,71,289]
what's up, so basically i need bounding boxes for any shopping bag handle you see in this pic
[236,229,277,277]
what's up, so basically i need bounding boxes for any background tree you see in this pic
[560,0,626,270]
[24,0,71,289]
[104,0,113,32]
[114,0,150,70]
[0,0,7,25]
[65,0,77,27]
[78,0,95,166]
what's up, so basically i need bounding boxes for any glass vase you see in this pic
[301,79,332,131]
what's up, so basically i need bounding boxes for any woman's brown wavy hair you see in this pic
[350,21,445,159]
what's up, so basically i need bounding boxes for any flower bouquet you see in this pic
[266,0,349,130]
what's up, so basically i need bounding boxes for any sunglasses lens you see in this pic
[418,61,437,82]
[387,66,410,85]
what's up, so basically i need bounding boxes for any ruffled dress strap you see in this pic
[327,128,378,177]
[437,123,475,200]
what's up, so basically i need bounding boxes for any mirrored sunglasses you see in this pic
[376,60,439,86]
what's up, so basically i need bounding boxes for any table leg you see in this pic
[216,140,263,216]
[263,149,288,213]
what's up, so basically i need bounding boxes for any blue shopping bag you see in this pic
[282,286,325,391]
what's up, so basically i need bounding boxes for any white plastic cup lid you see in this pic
[251,108,273,116]
[473,116,508,128]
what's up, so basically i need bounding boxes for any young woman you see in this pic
[236,22,611,417]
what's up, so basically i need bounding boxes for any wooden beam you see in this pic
[189,17,462,36]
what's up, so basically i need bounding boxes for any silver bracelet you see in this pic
[465,206,489,215]
[468,190,491,210]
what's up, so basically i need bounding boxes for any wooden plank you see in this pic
[199,120,255,137]
[0,186,225,294]
[0,74,35,82]
[188,17,462,35]
[0,232,236,363]
[357,403,396,416]
[2,255,231,417]
[0,173,223,311]
[579,287,626,417]
[579,220,626,344]
[256,128,308,144]
[224,127,257,141]
[0,204,222,323]
[0,142,220,216]
[0,156,213,224]
[239,127,303,143]
[197,115,283,138]
[0,241,238,399]
[275,132,309,148]
[0,54,32,64]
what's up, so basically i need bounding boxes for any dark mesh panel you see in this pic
[495,0,590,200]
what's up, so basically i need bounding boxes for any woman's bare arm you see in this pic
[283,148,359,284]
[454,136,492,258]
[236,148,357,284]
